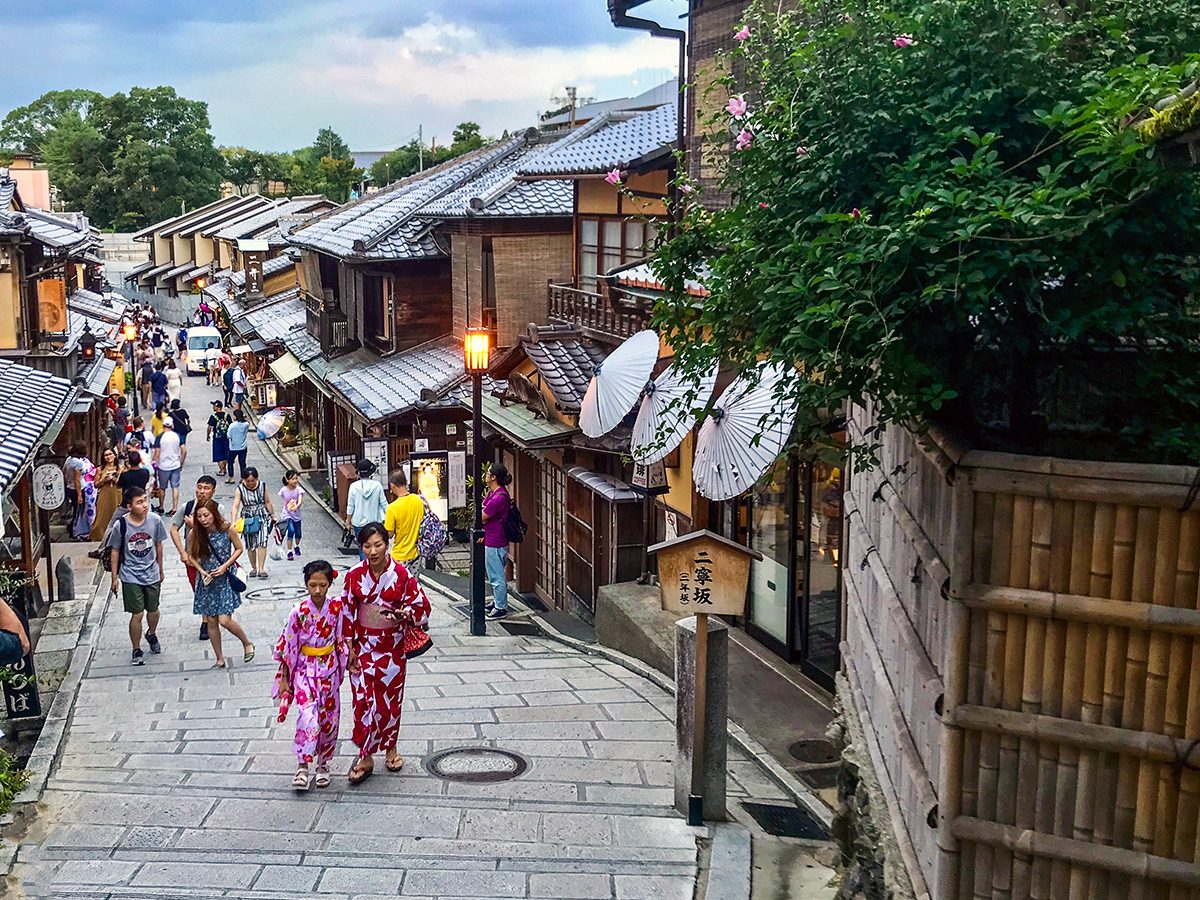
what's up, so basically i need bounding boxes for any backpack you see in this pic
[101,517,128,574]
[415,495,447,560]
[503,500,528,544]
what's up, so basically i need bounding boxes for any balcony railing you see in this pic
[304,289,353,357]
[547,282,647,343]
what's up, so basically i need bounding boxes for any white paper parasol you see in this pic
[631,362,718,464]
[693,362,797,501]
[579,330,660,438]
[256,408,286,440]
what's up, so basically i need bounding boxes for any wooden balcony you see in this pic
[547,282,647,343]
[304,288,353,357]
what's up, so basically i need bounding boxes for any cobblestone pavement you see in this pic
[9,369,795,898]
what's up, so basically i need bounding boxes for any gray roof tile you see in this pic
[68,289,130,324]
[238,294,306,346]
[0,359,75,494]
[418,135,574,220]
[289,138,528,261]
[518,103,677,177]
[329,335,467,421]
[213,196,332,242]
[524,337,606,413]
[229,254,297,288]
[24,208,93,251]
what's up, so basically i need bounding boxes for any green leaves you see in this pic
[653,0,1200,464]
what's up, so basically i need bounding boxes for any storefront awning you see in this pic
[567,466,642,503]
[480,393,577,450]
[269,351,304,384]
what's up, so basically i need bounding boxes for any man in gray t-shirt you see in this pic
[105,487,167,667]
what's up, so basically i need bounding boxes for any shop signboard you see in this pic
[409,452,449,522]
[361,439,389,488]
[448,451,467,508]
[2,602,39,720]
[631,461,669,496]
[649,530,759,617]
[32,465,65,511]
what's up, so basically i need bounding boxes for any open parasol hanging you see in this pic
[256,408,286,440]
[693,362,797,501]
[579,329,660,438]
[631,361,719,464]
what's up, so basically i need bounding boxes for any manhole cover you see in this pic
[424,747,530,783]
[245,585,307,602]
[789,739,839,764]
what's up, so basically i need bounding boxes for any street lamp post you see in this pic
[464,327,491,637]
[122,320,139,416]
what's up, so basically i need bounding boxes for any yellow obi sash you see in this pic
[301,644,334,657]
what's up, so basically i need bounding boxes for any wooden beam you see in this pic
[958,583,1200,635]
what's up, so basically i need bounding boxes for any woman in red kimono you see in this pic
[342,522,431,784]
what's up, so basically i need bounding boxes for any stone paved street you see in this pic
[9,366,790,899]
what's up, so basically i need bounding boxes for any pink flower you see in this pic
[604,168,621,186]
[679,184,694,195]
[735,129,753,151]
[726,95,748,119]
[892,34,915,48]
[734,25,751,42]
[758,202,769,209]
[850,208,861,219]
[796,145,810,157]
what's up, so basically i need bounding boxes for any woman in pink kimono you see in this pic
[273,560,349,791]
[342,523,431,785]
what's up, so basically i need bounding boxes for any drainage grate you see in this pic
[788,739,839,764]
[741,801,830,841]
[424,747,530,783]
[498,619,539,636]
[244,585,307,602]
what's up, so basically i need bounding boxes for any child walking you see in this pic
[273,560,349,791]
[279,469,305,560]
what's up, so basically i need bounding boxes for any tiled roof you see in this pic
[131,195,241,241]
[288,138,527,261]
[417,135,572,220]
[610,261,709,298]
[518,103,677,177]
[124,260,156,281]
[24,208,93,251]
[68,289,130,324]
[76,354,119,400]
[213,196,331,242]
[540,79,678,128]
[176,196,275,238]
[524,336,605,413]
[238,295,305,346]
[162,260,196,280]
[0,359,75,494]
[0,177,15,210]
[329,335,467,421]
[138,261,176,282]
[280,318,322,364]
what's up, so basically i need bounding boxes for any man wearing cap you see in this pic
[153,416,186,516]
[207,400,232,477]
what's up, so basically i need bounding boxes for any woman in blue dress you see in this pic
[186,499,255,668]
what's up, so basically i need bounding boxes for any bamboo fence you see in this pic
[844,403,1200,900]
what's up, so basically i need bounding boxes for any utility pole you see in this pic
[567,86,578,127]
[418,124,424,173]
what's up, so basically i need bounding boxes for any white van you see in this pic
[183,327,222,375]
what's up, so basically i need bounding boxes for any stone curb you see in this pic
[528,611,836,829]
[4,574,109,867]
[708,823,753,900]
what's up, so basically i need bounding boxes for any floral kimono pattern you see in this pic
[72,460,97,540]
[341,559,431,757]
[272,596,349,767]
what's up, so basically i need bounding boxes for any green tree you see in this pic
[51,86,224,228]
[653,0,1200,464]
[221,146,259,194]
[451,121,483,151]
[369,140,423,186]
[0,89,103,156]
[319,155,365,202]
[313,127,351,160]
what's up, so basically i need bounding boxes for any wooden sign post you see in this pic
[649,530,760,825]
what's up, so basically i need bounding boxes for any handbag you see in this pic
[414,496,447,560]
[228,564,247,594]
[400,625,432,659]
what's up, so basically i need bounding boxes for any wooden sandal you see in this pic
[292,768,311,791]
[347,757,373,785]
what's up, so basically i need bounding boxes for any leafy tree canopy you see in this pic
[0,89,103,156]
[367,123,492,188]
[653,0,1200,464]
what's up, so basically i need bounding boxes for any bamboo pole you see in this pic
[966,468,1198,509]
[992,493,1034,900]
[975,492,1014,900]
[1112,507,1157,900]
[1142,511,1179,866]
[957,585,1200,634]
[950,817,1200,889]
[1172,513,1200,873]
[1092,503,1132,899]
[1075,504,1108,897]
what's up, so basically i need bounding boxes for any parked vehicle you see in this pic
[182,327,222,375]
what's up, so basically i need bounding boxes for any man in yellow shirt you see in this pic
[383,469,425,569]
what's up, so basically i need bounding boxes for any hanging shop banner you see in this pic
[2,601,39,720]
[448,451,467,508]
[361,439,389,488]
[32,465,65,511]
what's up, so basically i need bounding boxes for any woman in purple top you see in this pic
[480,463,512,619]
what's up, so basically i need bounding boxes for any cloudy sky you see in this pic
[2,0,685,151]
